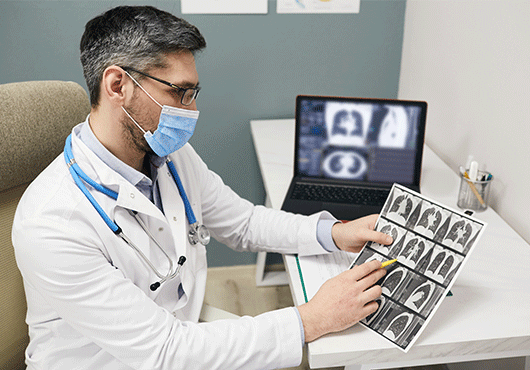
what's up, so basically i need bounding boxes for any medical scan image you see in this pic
[351,184,485,351]
[297,99,422,183]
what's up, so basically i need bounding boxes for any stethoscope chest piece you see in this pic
[165,159,210,246]
[188,222,210,246]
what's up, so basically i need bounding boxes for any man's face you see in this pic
[122,50,199,154]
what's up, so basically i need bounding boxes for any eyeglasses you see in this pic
[121,66,200,106]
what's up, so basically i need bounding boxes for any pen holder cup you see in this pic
[457,171,493,212]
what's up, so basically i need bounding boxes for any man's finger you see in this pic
[349,259,382,280]
[363,299,380,315]
[360,214,379,228]
[362,229,393,245]
[356,267,386,291]
[361,284,384,304]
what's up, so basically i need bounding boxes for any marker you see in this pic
[381,259,397,268]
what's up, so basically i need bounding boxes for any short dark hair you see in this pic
[80,6,206,107]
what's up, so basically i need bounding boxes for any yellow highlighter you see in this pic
[381,259,397,268]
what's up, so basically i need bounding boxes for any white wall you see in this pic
[399,1,529,369]
[399,0,530,244]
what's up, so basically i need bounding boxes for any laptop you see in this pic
[281,95,427,221]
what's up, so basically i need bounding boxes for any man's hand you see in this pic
[297,259,386,342]
[332,214,392,253]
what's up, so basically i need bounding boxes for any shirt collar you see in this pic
[77,116,166,189]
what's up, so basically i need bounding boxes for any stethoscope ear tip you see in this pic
[150,282,161,291]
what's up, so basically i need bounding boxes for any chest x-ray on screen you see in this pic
[297,98,422,184]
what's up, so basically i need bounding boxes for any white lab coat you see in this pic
[12,123,335,370]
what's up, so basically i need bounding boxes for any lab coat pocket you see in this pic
[154,273,188,311]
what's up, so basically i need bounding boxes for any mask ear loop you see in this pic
[121,107,148,135]
[121,69,164,135]
[123,70,163,108]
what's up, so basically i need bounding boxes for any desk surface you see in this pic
[250,119,530,369]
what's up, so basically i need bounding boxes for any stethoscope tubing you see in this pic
[166,160,197,225]
[64,134,120,233]
[64,134,196,290]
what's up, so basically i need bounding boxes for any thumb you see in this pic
[366,229,393,245]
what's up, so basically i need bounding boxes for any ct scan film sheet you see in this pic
[350,184,487,352]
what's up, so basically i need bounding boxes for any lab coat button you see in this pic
[158,227,164,232]
[173,216,177,221]
[130,193,135,198]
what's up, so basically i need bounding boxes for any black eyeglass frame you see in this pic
[121,66,200,106]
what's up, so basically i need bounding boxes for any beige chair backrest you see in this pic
[0,80,90,369]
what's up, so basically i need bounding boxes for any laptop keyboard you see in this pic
[291,183,390,206]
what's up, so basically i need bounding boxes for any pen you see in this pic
[463,171,486,206]
[381,259,397,268]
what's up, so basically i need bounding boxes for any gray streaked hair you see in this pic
[80,5,206,107]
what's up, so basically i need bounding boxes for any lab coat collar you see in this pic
[70,124,166,224]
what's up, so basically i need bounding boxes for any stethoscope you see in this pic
[64,134,210,291]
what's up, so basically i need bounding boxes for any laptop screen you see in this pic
[295,95,427,186]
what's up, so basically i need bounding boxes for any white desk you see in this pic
[250,119,530,370]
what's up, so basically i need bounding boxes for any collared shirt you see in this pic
[79,118,165,209]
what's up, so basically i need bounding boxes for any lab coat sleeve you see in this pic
[177,145,334,256]
[13,212,303,370]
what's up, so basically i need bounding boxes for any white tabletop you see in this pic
[250,118,530,369]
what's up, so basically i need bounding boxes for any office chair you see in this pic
[0,80,91,369]
[0,79,237,369]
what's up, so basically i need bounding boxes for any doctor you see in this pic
[12,5,392,370]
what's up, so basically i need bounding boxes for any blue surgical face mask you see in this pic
[122,71,199,157]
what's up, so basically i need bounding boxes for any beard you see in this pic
[121,98,156,156]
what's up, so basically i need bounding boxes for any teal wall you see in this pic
[0,0,406,267]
